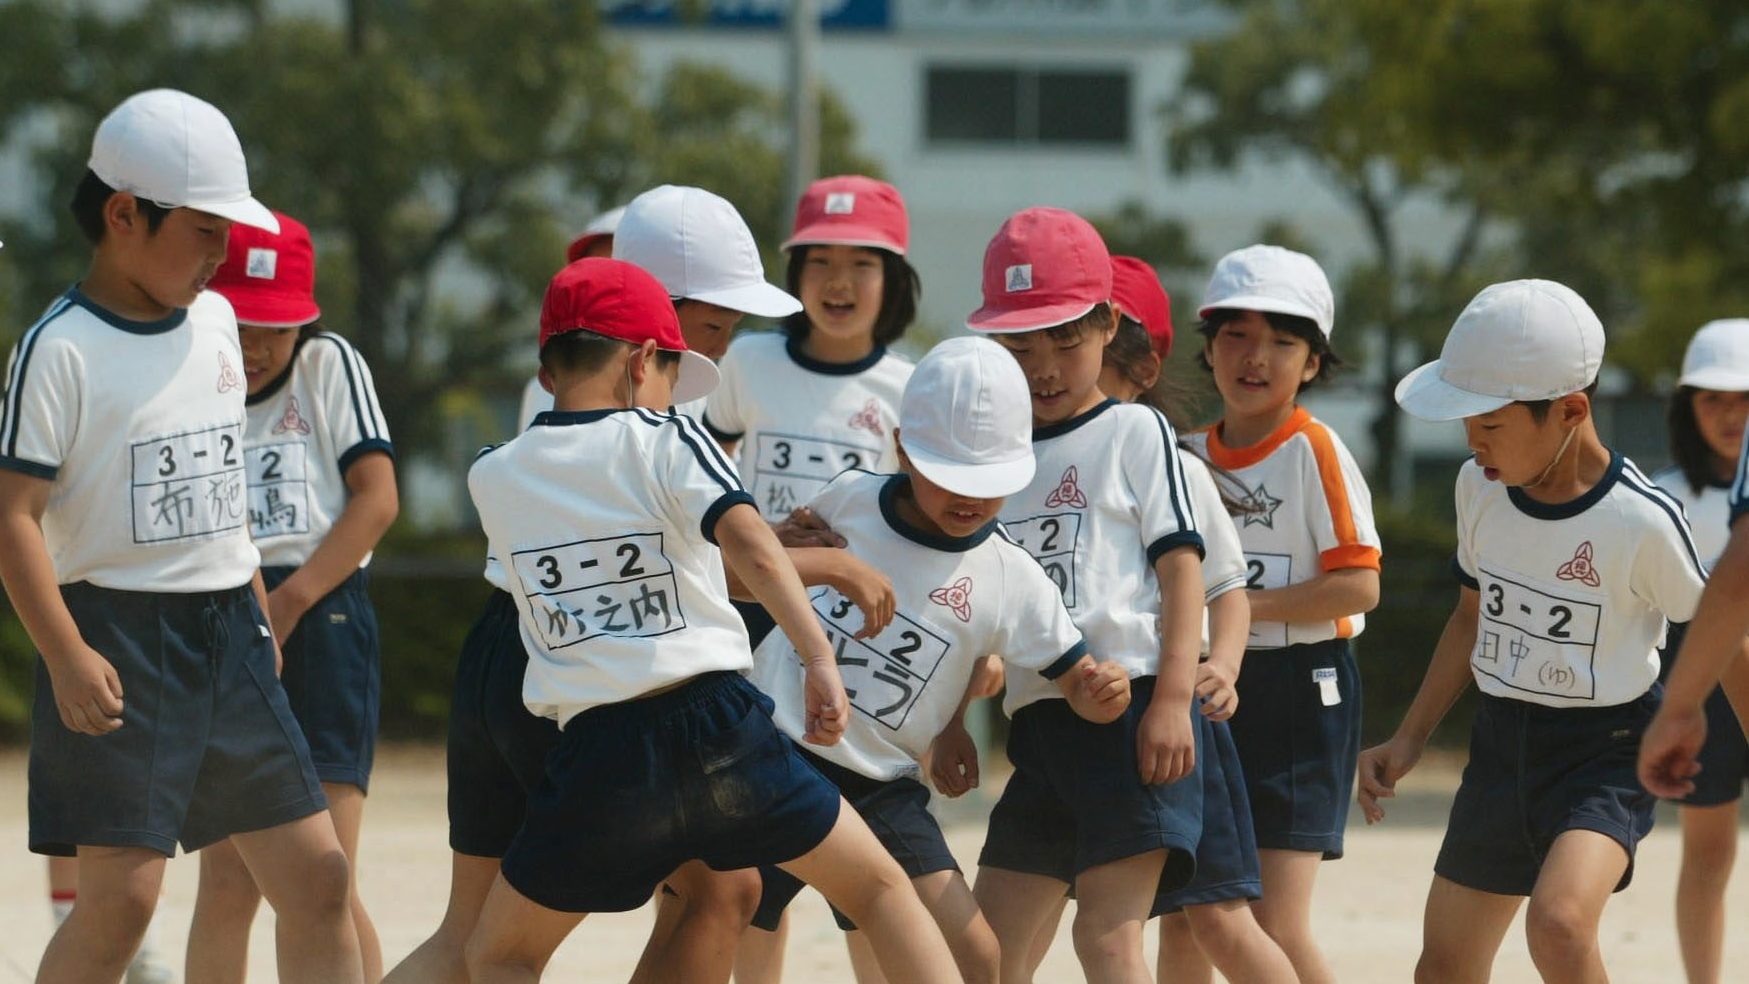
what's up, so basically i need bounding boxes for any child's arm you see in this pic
[715,502,849,745]
[928,662,994,798]
[264,453,399,644]
[1197,587,1250,721]
[1138,546,1203,784]
[1245,567,1379,625]
[1357,586,1480,823]
[1054,655,1131,724]
[723,546,895,640]
[0,471,123,735]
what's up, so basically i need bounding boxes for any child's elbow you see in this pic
[1349,569,1381,614]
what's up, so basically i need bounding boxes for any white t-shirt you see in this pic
[1732,428,1749,530]
[998,400,1203,715]
[1182,407,1381,649]
[244,332,392,568]
[703,332,913,521]
[1181,449,1249,654]
[1453,455,1706,708]
[517,375,549,432]
[749,470,1085,781]
[1,288,259,591]
[468,407,756,726]
[1651,466,1731,570]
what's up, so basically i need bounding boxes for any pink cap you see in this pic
[783,175,908,255]
[208,211,321,328]
[539,258,720,404]
[1110,256,1172,357]
[967,207,1111,334]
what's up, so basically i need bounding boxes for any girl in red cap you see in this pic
[188,211,398,984]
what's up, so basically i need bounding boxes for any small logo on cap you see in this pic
[1556,541,1602,588]
[824,192,856,215]
[216,352,244,393]
[848,400,884,437]
[1006,264,1033,292]
[929,576,974,623]
[1044,466,1087,509]
[272,396,313,436]
[245,248,278,280]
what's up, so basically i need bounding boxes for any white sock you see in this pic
[50,891,74,926]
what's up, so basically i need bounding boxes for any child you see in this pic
[966,207,1207,984]
[460,257,961,982]
[1180,244,1379,984]
[1649,319,1749,984]
[1363,280,1708,982]
[0,89,361,984]
[518,203,627,427]
[745,336,1133,984]
[187,211,398,983]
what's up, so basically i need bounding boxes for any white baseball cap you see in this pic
[88,89,278,233]
[898,336,1036,499]
[1678,319,1749,391]
[1395,279,1604,421]
[1199,244,1334,339]
[613,185,802,320]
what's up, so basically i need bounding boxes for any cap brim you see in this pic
[1393,360,1513,421]
[567,232,613,263]
[966,300,1098,335]
[1198,294,1327,336]
[193,196,280,234]
[906,445,1037,500]
[1678,367,1749,391]
[783,224,906,256]
[671,350,721,405]
[688,281,803,319]
[220,286,320,328]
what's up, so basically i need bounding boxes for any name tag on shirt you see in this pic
[811,586,951,732]
[129,424,248,544]
[512,533,687,651]
[1474,568,1603,701]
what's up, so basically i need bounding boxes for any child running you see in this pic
[1363,280,1707,983]
[460,256,961,983]
[1180,244,1379,984]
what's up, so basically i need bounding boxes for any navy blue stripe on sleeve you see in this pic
[663,412,743,496]
[1147,407,1196,536]
[679,414,743,489]
[1147,530,1205,564]
[2,297,73,458]
[1621,464,1708,581]
[1039,639,1090,681]
[313,334,374,443]
[338,437,395,474]
[0,455,58,480]
[702,413,743,444]
[701,490,756,544]
[1450,554,1480,590]
[337,335,387,439]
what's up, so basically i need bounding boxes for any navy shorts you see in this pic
[29,582,326,857]
[980,676,1201,893]
[1154,713,1262,915]
[501,671,843,914]
[1435,688,1659,897]
[752,746,956,932]
[446,589,561,858]
[1227,638,1361,858]
[264,565,380,791]
[1659,623,1748,807]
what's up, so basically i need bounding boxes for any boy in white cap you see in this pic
[0,90,362,983]
[1361,280,1709,983]
[743,335,1133,983]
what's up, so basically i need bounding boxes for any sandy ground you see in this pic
[1,745,1745,983]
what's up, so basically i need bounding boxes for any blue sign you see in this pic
[604,0,891,30]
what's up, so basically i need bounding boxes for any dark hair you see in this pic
[1196,308,1342,390]
[782,245,920,349]
[1105,315,1190,423]
[1520,381,1599,424]
[1666,386,1723,492]
[539,331,680,378]
[70,169,172,245]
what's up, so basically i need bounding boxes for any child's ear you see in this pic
[104,192,141,239]
[1140,351,1164,390]
[537,365,555,395]
[1300,351,1321,384]
[1559,391,1592,427]
[626,338,660,383]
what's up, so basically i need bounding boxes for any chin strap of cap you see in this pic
[1521,425,1578,491]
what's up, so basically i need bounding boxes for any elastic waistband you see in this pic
[1245,638,1353,660]
[564,671,746,731]
[1479,683,1660,723]
[62,579,255,612]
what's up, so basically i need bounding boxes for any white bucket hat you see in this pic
[898,336,1036,498]
[1678,319,1749,391]
[1199,244,1334,339]
[88,89,278,233]
[614,185,801,319]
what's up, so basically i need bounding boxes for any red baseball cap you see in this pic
[208,210,320,327]
[539,257,720,404]
[783,175,908,255]
[1111,256,1173,357]
[565,205,625,263]
[967,207,1111,334]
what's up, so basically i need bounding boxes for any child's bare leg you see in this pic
[37,847,166,984]
[1414,876,1520,984]
[1676,802,1738,984]
[908,869,1000,984]
[382,852,500,984]
[1253,849,1336,984]
[631,862,760,984]
[1157,911,1214,984]
[1182,900,1296,984]
[975,867,1071,983]
[229,811,363,984]
[1524,830,1628,984]
[778,806,961,983]
[846,930,889,983]
[733,911,789,984]
[464,874,586,984]
[1023,894,1068,979]
[1070,849,1165,984]
[324,783,383,982]
[187,838,263,984]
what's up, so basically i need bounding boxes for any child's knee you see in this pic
[1070,908,1141,967]
[1183,906,1253,963]
[685,868,762,927]
[1524,897,1596,965]
[287,846,354,920]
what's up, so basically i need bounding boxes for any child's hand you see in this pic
[1357,735,1424,824]
[1195,661,1238,721]
[266,582,312,647]
[802,657,850,746]
[1070,660,1130,724]
[1137,701,1194,785]
[824,554,896,640]
[928,720,981,797]
[46,643,125,735]
[1637,704,1707,800]
[774,507,846,548]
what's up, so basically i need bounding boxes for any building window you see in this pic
[925,65,1131,148]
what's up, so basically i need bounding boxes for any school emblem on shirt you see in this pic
[216,352,244,393]
[1556,541,1602,588]
[929,576,974,623]
[848,400,885,437]
[1236,483,1284,529]
[272,396,313,436]
[1044,466,1088,509]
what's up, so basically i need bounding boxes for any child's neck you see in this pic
[1711,453,1738,485]
[891,475,948,539]
[81,257,175,322]
[1219,400,1299,449]
[1517,425,1612,505]
[549,375,634,413]
[800,331,875,365]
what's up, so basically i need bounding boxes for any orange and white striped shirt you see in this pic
[1183,406,1381,649]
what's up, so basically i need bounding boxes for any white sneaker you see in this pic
[126,952,177,984]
